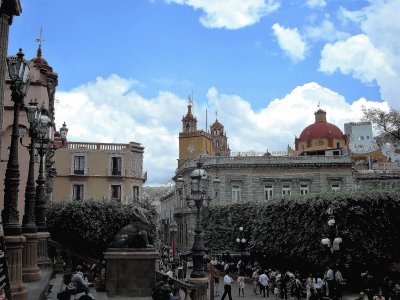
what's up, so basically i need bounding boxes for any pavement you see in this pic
[42,274,358,300]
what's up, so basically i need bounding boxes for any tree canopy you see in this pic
[362,107,400,143]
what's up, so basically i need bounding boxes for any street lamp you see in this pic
[236,226,247,263]
[20,100,68,233]
[176,160,220,278]
[2,48,30,235]
[321,207,343,254]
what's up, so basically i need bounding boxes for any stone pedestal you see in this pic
[36,232,51,267]
[5,235,27,300]
[22,233,41,282]
[104,248,159,298]
[188,277,209,300]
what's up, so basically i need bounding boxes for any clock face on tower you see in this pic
[187,144,195,153]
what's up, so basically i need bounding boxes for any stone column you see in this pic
[21,233,41,282]
[0,12,11,155]
[5,235,27,300]
[188,277,209,300]
[104,248,159,298]
[36,231,51,267]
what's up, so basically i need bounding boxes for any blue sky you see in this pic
[8,0,399,185]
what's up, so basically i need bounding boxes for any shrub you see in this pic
[47,200,159,259]
[203,189,400,272]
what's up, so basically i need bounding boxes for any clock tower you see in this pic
[178,97,212,167]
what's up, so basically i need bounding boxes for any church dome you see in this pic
[211,119,223,129]
[30,45,53,72]
[295,108,347,153]
[299,122,344,140]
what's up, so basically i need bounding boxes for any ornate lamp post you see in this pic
[321,207,342,254]
[176,161,220,279]
[2,48,30,236]
[236,226,247,263]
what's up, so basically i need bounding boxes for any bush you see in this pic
[203,189,400,272]
[47,200,159,259]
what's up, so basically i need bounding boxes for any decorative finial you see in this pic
[35,26,45,57]
[215,110,218,121]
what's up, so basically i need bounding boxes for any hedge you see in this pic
[47,200,159,259]
[203,189,400,272]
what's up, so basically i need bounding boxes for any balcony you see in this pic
[69,167,89,176]
[106,167,126,176]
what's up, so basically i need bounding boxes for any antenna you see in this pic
[206,109,208,132]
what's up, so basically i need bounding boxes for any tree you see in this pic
[362,107,400,144]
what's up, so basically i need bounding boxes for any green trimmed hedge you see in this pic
[203,189,400,271]
[47,200,159,259]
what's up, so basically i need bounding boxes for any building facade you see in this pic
[161,106,354,251]
[170,155,353,250]
[0,45,58,217]
[53,141,146,203]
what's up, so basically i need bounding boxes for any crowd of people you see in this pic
[155,246,400,300]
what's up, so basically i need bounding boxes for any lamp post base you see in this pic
[22,233,41,282]
[188,277,209,300]
[5,235,27,300]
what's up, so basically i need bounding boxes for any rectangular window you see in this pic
[73,184,84,200]
[232,185,241,202]
[300,184,309,195]
[111,185,121,201]
[331,184,341,192]
[111,157,122,175]
[74,156,85,175]
[264,185,273,200]
[282,185,291,196]
[133,185,139,201]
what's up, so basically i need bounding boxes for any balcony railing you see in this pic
[67,142,130,151]
[69,167,90,175]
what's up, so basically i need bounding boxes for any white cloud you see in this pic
[324,1,400,109]
[56,75,388,185]
[55,74,185,186]
[205,83,388,153]
[272,23,307,62]
[305,0,327,9]
[304,19,349,42]
[319,34,398,109]
[165,0,280,29]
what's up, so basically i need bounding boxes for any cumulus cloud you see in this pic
[205,83,388,154]
[165,0,280,29]
[322,1,400,109]
[319,34,398,109]
[304,19,349,42]
[272,23,307,62]
[305,0,327,9]
[55,75,388,185]
[55,74,185,186]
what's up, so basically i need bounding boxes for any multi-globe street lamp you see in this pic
[236,226,247,262]
[20,99,68,233]
[2,48,30,235]
[321,207,342,259]
[176,160,220,278]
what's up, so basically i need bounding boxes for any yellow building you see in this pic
[53,141,146,203]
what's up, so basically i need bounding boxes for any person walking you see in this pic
[259,270,270,298]
[221,271,233,300]
[237,273,245,297]
[214,269,220,297]
[252,269,260,296]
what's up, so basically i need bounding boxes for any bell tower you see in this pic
[178,96,212,167]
